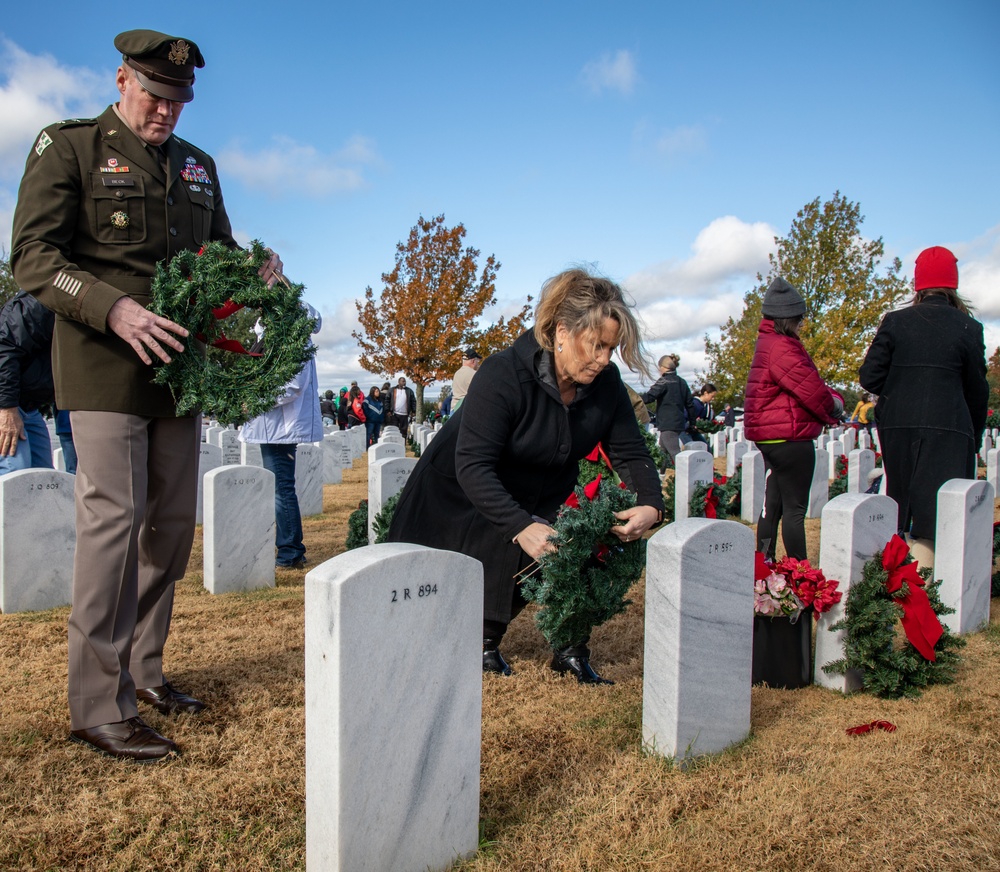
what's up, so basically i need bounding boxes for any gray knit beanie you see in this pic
[761,277,806,319]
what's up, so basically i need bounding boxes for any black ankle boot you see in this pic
[550,646,613,685]
[483,638,512,676]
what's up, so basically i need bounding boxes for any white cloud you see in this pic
[950,224,1000,321]
[631,119,710,165]
[654,124,707,158]
[580,50,638,96]
[625,215,776,320]
[0,39,106,178]
[218,134,381,198]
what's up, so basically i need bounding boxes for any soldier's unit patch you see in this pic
[180,164,211,184]
[35,132,53,156]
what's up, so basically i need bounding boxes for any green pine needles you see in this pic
[520,478,645,650]
[345,501,370,550]
[822,550,964,699]
[150,240,316,425]
[344,493,401,550]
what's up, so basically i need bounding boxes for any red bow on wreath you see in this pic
[564,473,602,509]
[191,248,263,356]
[704,484,719,518]
[882,534,943,661]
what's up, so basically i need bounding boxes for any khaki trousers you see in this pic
[67,411,200,730]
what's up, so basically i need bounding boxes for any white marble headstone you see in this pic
[814,493,898,692]
[816,433,828,451]
[53,447,65,472]
[295,443,324,517]
[642,519,754,761]
[220,430,242,465]
[240,441,264,468]
[305,544,482,872]
[935,478,994,634]
[987,448,1000,496]
[369,442,404,464]
[847,448,876,494]
[196,443,223,525]
[326,431,354,469]
[858,430,871,451]
[712,431,727,459]
[349,425,367,458]
[842,428,856,455]
[807,447,830,519]
[204,425,223,446]
[203,465,275,594]
[726,441,748,477]
[318,440,344,485]
[981,433,993,463]
[827,441,844,479]
[368,457,418,543]
[0,469,76,613]
[674,450,714,522]
[741,449,765,523]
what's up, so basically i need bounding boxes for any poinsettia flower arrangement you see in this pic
[753,553,842,621]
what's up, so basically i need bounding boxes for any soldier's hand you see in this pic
[107,297,188,365]
[0,407,26,457]
[259,249,284,289]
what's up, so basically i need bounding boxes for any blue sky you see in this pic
[2,0,998,397]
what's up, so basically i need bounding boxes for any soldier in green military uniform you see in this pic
[11,30,284,762]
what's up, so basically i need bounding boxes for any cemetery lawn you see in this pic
[1,459,999,870]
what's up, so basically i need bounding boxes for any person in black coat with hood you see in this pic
[387,268,663,684]
[859,246,988,571]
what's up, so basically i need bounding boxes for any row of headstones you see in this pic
[0,424,416,611]
[673,445,880,524]
[302,480,994,871]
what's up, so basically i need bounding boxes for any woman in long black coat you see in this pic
[387,268,664,684]
[859,246,988,569]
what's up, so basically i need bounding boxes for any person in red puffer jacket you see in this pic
[744,277,843,560]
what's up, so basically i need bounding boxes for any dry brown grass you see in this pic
[1,456,999,871]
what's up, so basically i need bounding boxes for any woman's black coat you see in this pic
[387,331,663,626]
[859,295,988,538]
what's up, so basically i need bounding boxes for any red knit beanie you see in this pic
[914,246,958,291]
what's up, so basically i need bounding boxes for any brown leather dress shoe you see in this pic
[136,681,206,715]
[69,717,178,762]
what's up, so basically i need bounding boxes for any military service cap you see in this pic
[114,29,205,103]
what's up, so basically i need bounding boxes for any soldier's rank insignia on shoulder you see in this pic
[35,132,53,156]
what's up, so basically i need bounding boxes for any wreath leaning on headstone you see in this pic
[689,468,741,521]
[822,535,963,699]
[149,239,317,425]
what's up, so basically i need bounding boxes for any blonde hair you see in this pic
[534,268,650,378]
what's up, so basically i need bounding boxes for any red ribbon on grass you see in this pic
[846,720,897,737]
[882,534,943,661]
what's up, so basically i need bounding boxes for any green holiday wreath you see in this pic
[520,475,646,650]
[689,468,741,520]
[149,239,317,425]
[822,536,963,699]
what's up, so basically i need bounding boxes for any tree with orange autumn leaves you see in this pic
[353,215,532,421]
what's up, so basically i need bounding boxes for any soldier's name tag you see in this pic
[101,176,135,187]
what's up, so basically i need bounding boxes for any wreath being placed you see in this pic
[519,447,646,650]
[822,534,963,699]
[150,239,317,425]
